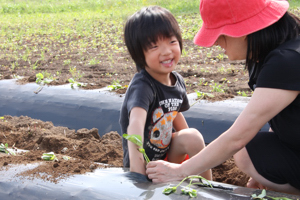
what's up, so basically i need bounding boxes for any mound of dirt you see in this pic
[0,115,249,186]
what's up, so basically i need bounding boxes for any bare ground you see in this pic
[0,115,249,186]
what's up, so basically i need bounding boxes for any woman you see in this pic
[146,0,300,195]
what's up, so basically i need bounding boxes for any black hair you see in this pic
[246,12,300,74]
[124,6,182,72]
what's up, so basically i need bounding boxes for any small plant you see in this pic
[122,134,150,164]
[36,73,44,84]
[88,58,99,65]
[41,152,58,161]
[0,143,16,155]
[163,175,212,198]
[210,82,225,93]
[195,91,214,99]
[216,53,224,60]
[68,78,84,89]
[69,66,83,80]
[237,90,248,97]
[107,80,126,90]
[63,59,71,66]
[36,72,53,85]
[251,189,292,200]
[198,77,206,86]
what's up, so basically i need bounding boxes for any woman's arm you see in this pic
[146,88,300,182]
[127,107,147,175]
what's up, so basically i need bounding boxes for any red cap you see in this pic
[194,0,289,47]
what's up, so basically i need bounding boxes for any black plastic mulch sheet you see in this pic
[0,79,269,143]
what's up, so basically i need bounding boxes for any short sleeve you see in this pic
[256,49,300,91]
[175,72,190,112]
[125,77,155,114]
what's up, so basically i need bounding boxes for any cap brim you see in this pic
[194,0,289,47]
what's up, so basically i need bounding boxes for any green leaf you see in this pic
[258,189,267,198]
[181,188,197,198]
[181,188,189,195]
[68,78,75,83]
[63,156,71,160]
[163,186,176,195]
[252,189,268,200]
[189,189,197,198]
[267,196,293,200]
[122,134,143,147]
[41,152,57,161]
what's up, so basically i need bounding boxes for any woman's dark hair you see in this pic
[124,6,182,72]
[246,12,300,74]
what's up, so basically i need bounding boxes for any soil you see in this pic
[0,115,249,186]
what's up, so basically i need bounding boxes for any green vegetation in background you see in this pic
[289,0,300,8]
[0,0,202,46]
[0,0,298,95]
[0,0,200,16]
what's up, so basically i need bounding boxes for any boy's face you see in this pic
[143,36,180,77]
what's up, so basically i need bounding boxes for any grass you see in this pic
[0,0,203,81]
[0,0,200,15]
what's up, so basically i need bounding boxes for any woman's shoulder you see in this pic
[265,37,300,65]
[273,36,300,54]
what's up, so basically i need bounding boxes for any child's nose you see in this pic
[161,45,172,55]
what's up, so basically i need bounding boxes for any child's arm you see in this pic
[127,107,147,175]
[172,112,189,131]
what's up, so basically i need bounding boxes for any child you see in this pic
[119,6,211,180]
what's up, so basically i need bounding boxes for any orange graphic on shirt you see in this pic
[150,108,177,149]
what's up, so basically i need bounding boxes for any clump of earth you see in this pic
[0,115,249,186]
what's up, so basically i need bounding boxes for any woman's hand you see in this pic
[247,177,268,190]
[146,160,185,183]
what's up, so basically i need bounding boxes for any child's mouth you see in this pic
[161,59,174,67]
[161,59,172,64]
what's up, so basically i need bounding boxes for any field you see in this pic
[0,0,299,188]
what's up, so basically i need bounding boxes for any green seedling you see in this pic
[251,189,293,200]
[36,72,44,84]
[163,175,212,198]
[63,156,71,161]
[107,80,126,90]
[237,90,248,97]
[68,78,85,88]
[36,72,53,85]
[0,143,16,155]
[41,152,57,161]
[190,91,214,107]
[122,134,150,164]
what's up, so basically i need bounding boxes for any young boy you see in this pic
[119,6,211,180]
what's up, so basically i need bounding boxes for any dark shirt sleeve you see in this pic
[176,73,190,112]
[256,49,300,91]
[125,78,154,115]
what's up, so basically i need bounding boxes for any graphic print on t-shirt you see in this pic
[150,108,177,149]
[147,98,182,153]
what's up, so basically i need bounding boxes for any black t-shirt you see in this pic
[119,69,190,167]
[248,36,300,150]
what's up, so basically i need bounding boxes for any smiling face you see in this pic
[143,36,181,80]
[214,35,248,61]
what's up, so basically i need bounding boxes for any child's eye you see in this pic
[149,45,158,50]
[171,40,178,44]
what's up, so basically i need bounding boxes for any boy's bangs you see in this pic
[141,15,177,50]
